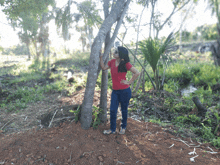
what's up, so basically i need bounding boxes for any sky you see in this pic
[0,0,217,49]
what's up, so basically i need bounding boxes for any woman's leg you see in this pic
[119,88,131,129]
[110,90,119,132]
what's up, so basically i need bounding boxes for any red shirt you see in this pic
[108,59,133,90]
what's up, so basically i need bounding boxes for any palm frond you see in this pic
[159,32,174,54]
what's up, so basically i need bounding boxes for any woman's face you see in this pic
[113,50,119,59]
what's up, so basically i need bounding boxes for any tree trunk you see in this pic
[211,40,220,66]
[80,0,131,129]
[0,80,2,94]
[192,96,207,118]
[26,43,31,60]
[99,59,109,123]
[141,59,147,92]
[142,69,145,92]
[99,0,110,123]
[132,68,143,96]
[33,40,38,59]
[46,44,50,72]
[130,4,147,91]
[149,0,156,37]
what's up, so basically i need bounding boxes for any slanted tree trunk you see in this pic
[80,0,131,129]
[192,96,207,118]
[132,68,143,96]
[141,59,147,92]
[130,4,147,91]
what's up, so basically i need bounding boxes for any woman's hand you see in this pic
[120,80,130,85]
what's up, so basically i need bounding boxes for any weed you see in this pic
[212,110,220,135]
[145,116,170,127]
[70,105,81,123]
[211,137,220,148]
[163,79,179,93]
[174,115,201,126]
[92,106,103,129]
[201,123,215,140]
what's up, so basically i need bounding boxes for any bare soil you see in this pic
[0,88,220,165]
[0,118,220,165]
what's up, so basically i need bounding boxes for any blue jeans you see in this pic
[110,87,131,132]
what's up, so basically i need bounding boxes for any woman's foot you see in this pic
[103,129,115,135]
[119,127,126,134]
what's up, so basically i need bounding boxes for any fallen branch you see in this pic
[190,155,199,162]
[169,144,174,148]
[171,138,201,148]
[53,116,74,122]
[207,146,214,152]
[205,151,218,154]
[171,138,190,147]
[48,109,58,128]
[0,118,15,130]
[188,148,197,155]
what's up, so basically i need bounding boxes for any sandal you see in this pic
[103,129,115,135]
[119,127,126,134]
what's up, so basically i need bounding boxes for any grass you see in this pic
[0,51,90,112]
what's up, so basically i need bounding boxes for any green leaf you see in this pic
[139,32,174,72]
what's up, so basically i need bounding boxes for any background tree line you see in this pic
[175,23,218,42]
[1,22,218,56]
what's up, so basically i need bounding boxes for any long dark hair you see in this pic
[117,46,130,72]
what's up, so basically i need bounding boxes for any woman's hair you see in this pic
[117,46,130,72]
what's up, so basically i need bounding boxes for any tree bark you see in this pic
[26,43,31,60]
[149,0,156,37]
[210,40,220,66]
[80,0,131,129]
[99,0,110,123]
[192,96,207,118]
[141,59,147,92]
[0,81,2,94]
[132,68,143,96]
[99,58,109,123]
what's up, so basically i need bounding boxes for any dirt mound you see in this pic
[0,118,219,165]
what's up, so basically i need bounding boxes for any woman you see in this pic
[100,46,140,134]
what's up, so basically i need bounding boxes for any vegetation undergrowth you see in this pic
[127,50,220,148]
[1,49,220,148]
[70,105,102,129]
[0,51,89,112]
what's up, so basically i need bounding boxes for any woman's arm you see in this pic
[121,67,140,85]
[100,55,110,70]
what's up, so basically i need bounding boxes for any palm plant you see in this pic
[139,32,174,90]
